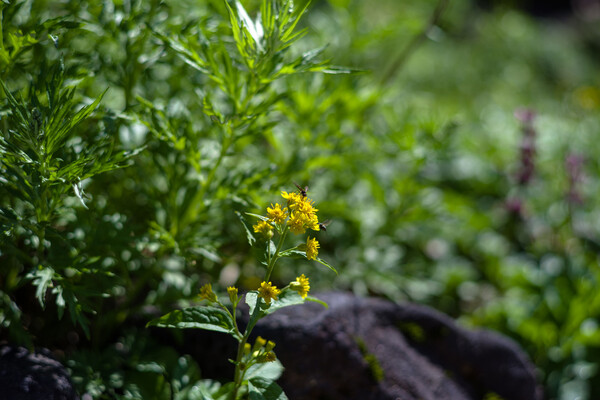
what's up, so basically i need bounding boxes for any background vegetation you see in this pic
[1,0,600,398]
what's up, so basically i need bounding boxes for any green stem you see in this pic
[380,0,449,86]
[231,299,262,400]
[230,224,289,398]
[265,228,287,282]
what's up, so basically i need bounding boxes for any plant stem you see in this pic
[230,225,288,399]
[265,228,287,282]
[231,300,262,400]
[380,0,449,85]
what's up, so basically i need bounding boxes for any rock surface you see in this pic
[0,345,79,400]
[241,292,543,400]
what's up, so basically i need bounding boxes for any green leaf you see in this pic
[72,181,88,209]
[319,65,360,74]
[147,306,236,334]
[305,296,328,309]
[26,266,55,308]
[245,212,269,221]
[280,0,311,44]
[248,377,288,400]
[235,1,263,52]
[56,283,91,338]
[264,289,305,315]
[193,380,220,400]
[246,288,307,321]
[245,291,260,316]
[236,211,256,246]
[246,359,284,381]
[46,88,107,156]
[204,381,236,400]
[154,32,209,74]
[224,1,247,60]
[315,257,338,274]
[277,248,303,258]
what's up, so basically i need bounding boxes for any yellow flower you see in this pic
[199,283,217,302]
[267,203,288,224]
[257,281,281,305]
[291,274,310,298]
[295,197,318,215]
[253,220,273,238]
[281,191,302,206]
[306,212,320,231]
[227,286,238,304]
[288,212,307,234]
[306,237,319,260]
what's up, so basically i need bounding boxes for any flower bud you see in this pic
[253,336,267,352]
[227,286,238,304]
[198,283,217,302]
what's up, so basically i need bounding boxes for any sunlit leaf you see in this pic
[147,306,236,334]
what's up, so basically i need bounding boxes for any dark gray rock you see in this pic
[244,292,543,400]
[171,291,543,400]
[0,345,79,400]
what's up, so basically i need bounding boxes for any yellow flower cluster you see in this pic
[252,187,322,263]
[281,191,320,234]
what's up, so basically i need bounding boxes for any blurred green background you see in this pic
[1,0,600,398]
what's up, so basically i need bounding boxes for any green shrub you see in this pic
[1,0,600,399]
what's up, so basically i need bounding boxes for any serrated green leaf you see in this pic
[147,306,236,334]
[236,1,264,51]
[154,32,209,73]
[26,266,55,308]
[46,88,107,155]
[224,1,247,59]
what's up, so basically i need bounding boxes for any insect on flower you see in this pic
[294,182,308,197]
[318,219,332,232]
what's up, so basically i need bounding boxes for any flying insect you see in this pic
[318,219,332,232]
[294,182,308,197]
